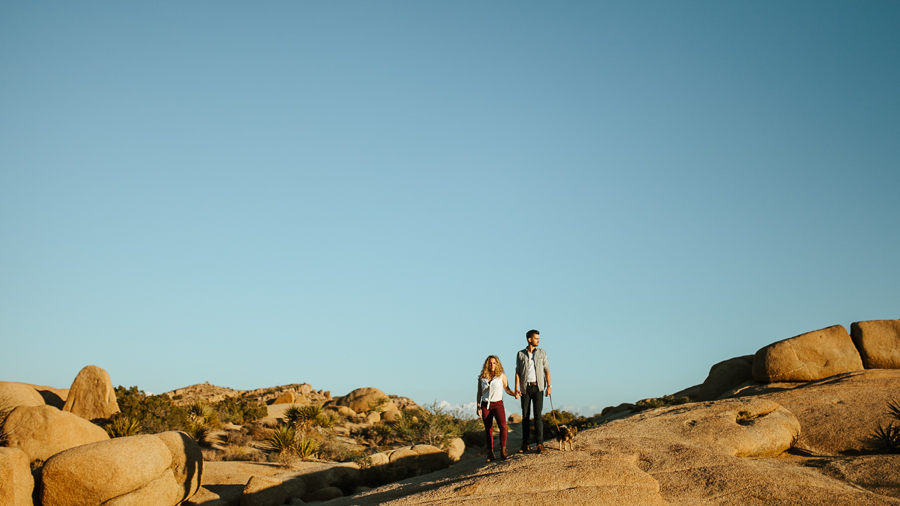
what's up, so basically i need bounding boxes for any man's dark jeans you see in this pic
[520,385,544,446]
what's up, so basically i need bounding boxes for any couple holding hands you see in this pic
[475,329,551,462]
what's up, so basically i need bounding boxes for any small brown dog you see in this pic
[556,424,577,451]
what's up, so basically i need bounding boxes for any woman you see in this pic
[476,355,517,461]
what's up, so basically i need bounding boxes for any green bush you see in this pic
[213,396,267,425]
[390,402,463,450]
[542,409,576,429]
[114,386,191,435]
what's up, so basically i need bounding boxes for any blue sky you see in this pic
[2,2,898,416]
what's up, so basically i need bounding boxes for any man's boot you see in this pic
[537,443,545,454]
[519,443,529,453]
[500,447,508,459]
[486,450,496,462]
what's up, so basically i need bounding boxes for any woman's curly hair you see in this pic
[479,355,504,379]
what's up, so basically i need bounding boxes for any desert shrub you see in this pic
[372,424,393,446]
[316,411,339,429]
[104,414,142,438]
[213,396,267,425]
[224,429,253,447]
[390,402,462,449]
[869,399,900,453]
[221,444,260,462]
[295,436,320,459]
[635,395,690,412]
[114,386,191,434]
[542,409,576,429]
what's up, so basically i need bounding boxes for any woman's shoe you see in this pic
[486,451,496,462]
[500,447,508,459]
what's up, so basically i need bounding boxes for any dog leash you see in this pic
[548,391,561,434]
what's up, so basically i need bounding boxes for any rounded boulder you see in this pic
[851,319,900,369]
[2,405,109,464]
[0,381,45,409]
[334,388,397,414]
[0,447,34,506]
[41,431,203,506]
[752,325,864,382]
[62,365,120,421]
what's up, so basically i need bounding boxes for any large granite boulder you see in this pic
[851,319,900,369]
[695,355,754,401]
[752,325,864,382]
[41,431,202,506]
[757,369,900,455]
[0,447,34,506]
[2,404,109,464]
[334,388,397,414]
[0,381,45,409]
[62,365,120,421]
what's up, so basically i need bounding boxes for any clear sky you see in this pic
[2,2,898,416]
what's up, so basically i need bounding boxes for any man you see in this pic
[515,329,551,454]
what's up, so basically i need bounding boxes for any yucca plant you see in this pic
[295,436,319,459]
[184,422,212,445]
[188,401,220,427]
[267,425,298,454]
[105,415,142,438]
[285,404,323,429]
[870,399,900,453]
[316,411,339,429]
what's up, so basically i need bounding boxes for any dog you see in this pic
[556,424,577,451]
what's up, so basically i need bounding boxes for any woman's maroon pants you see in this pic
[481,401,508,450]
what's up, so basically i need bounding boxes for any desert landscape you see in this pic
[2,319,899,505]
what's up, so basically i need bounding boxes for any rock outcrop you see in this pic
[2,404,109,464]
[752,325,864,382]
[851,319,900,369]
[695,355,754,401]
[41,431,202,506]
[0,381,46,409]
[333,388,398,414]
[0,447,34,506]
[62,365,119,421]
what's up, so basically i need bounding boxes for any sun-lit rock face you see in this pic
[62,365,119,421]
[752,325,864,382]
[852,319,900,369]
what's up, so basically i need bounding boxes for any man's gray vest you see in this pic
[516,347,549,391]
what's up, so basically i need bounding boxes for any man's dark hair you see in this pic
[526,329,540,340]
